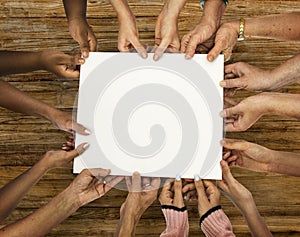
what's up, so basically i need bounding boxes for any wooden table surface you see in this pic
[0,0,300,236]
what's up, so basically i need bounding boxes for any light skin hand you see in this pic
[217,160,273,237]
[221,94,269,132]
[207,21,239,62]
[116,172,160,237]
[222,138,300,177]
[181,0,226,59]
[194,178,220,217]
[221,138,273,173]
[221,62,275,92]
[159,179,185,208]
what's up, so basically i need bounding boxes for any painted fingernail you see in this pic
[194,175,200,181]
[219,110,226,117]
[84,129,91,135]
[141,52,147,59]
[83,143,90,150]
[176,175,181,181]
[219,81,226,87]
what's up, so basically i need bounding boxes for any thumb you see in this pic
[220,105,240,118]
[185,34,200,59]
[72,122,91,135]
[66,142,89,160]
[78,31,90,58]
[131,37,148,59]
[220,78,246,89]
[153,38,170,61]
[207,38,226,62]
[220,160,235,184]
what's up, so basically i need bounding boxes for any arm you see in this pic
[0,50,83,78]
[0,144,88,222]
[0,169,122,236]
[222,53,300,92]
[208,12,300,61]
[181,0,226,59]
[62,0,97,58]
[115,172,160,237]
[222,92,300,132]
[109,0,147,58]
[0,80,90,134]
[217,161,272,237]
[153,0,187,61]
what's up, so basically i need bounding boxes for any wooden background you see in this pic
[0,0,300,236]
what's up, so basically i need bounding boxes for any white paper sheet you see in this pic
[74,52,223,179]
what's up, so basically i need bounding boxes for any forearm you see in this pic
[0,187,79,237]
[269,150,300,177]
[0,51,43,76]
[201,0,226,28]
[263,92,300,119]
[229,12,300,41]
[109,0,133,19]
[0,80,58,121]
[268,53,300,90]
[63,0,87,21]
[239,200,272,237]
[160,0,187,18]
[0,160,49,221]
[115,206,142,237]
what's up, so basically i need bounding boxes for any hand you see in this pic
[120,172,160,221]
[221,138,274,173]
[181,20,217,59]
[221,94,269,132]
[221,62,276,92]
[207,20,239,62]
[117,13,147,58]
[217,160,253,211]
[182,179,197,201]
[68,18,97,58]
[39,50,84,78]
[41,143,89,171]
[159,178,184,208]
[49,109,91,135]
[67,169,123,207]
[153,10,180,61]
[194,178,220,217]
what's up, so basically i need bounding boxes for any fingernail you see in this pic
[84,129,91,135]
[207,55,213,62]
[153,54,159,61]
[219,81,226,87]
[175,175,181,181]
[83,143,90,150]
[79,58,85,64]
[185,54,192,60]
[220,139,226,145]
[219,110,226,117]
[141,52,147,59]
[194,175,200,181]
[82,51,88,58]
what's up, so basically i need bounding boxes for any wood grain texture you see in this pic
[0,0,300,236]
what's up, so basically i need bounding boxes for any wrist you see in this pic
[58,187,81,213]
[121,203,143,223]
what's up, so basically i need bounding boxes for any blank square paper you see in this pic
[74,52,223,179]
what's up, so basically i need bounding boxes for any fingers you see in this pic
[88,168,111,178]
[103,176,124,194]
[220,105,240,118]
[131,171,142,192]
[221,139,248,151]
[78,30,90,59]
[125,176,132,192]
[194,178,209,206]
[131,38,148,59]
[220,160,235,184]
[72,122,91,135]
[203,180,220,205]
[173,178,185,208]
[207,38,226,62]
[180,33,191,54]
[88,32,98,52]
[220,78,246,89]
[153,39,170,61]
[184,35,200,59]
[67,142,89,160]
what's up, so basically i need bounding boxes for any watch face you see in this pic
[74,52,223,180]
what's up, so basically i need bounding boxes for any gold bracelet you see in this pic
[238,17,245,41]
